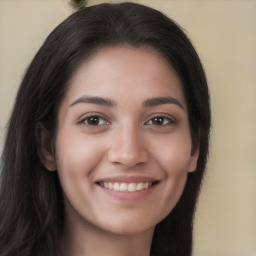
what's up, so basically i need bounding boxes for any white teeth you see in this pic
[113,182,119,191]
[136,182,144,191]
[109,183,113,190]
[143,182,149,189]
[119,183,128,191]
[128,183,137,192]
[100,181,154,192]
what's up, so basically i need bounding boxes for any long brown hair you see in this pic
[0,3,211,255]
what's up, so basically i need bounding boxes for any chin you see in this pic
[105,223,155,236]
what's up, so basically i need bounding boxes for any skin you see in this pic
[41,45,199,256]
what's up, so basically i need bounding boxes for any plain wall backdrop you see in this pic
[0,0,255,255]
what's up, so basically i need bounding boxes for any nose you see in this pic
[107,124,149,168]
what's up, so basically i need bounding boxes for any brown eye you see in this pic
[146,116,175,126]
[152,117,165,125]
[82,116,109,126]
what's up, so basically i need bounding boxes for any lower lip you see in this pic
[97,185,156,201]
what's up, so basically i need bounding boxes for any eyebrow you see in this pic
[69,95,184,110]
[143,97,184,110]
[69,96,116,108]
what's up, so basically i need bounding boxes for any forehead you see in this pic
[62,45,185,107]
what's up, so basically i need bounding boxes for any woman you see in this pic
[0,2,211,256]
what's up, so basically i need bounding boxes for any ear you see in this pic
[188,142,200,173]
[35,122,57,171]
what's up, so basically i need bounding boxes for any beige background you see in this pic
[0,0,255,255]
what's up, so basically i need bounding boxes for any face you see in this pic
[43,46,199,236]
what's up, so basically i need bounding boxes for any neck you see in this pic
[60,214,154,256]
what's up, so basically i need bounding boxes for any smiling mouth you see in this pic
[97,181,159,192]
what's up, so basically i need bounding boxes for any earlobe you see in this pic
[188,144,200,173]
[35,122,57,171]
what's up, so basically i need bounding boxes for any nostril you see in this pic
[107,130,149,167]
[108,147,149,167]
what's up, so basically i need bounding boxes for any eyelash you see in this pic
[145,116,176,126]
[80,115,110,126]
[79,115,176,127]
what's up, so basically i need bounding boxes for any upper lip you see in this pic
[94,174,159,183]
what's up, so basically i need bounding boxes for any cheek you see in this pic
[149,133,192,213]
[151,132,193,174]
[54,129,106,183]
[161,142,191,200]
[54,130,108,216]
